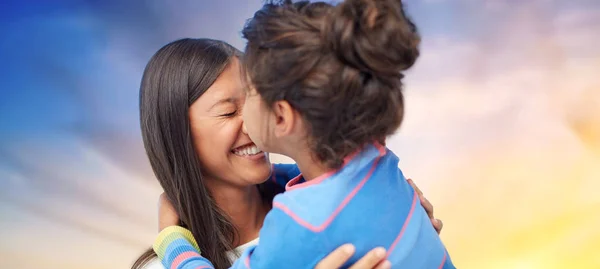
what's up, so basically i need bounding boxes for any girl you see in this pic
[155,0,454,268]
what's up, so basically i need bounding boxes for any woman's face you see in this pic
[189,58,271,188]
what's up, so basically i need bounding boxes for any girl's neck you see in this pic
[208,181,269,247]
[288,148,330,181]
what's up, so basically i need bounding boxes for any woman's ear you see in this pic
[271,100,297,138]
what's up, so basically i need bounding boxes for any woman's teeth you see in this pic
[233,145,262,156]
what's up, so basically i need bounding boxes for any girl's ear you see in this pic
[272,100,297,138]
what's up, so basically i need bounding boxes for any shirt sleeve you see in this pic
[154,204,326,269]
[231,204,327,269]
[270,163,301,188]
[153,226,215,269]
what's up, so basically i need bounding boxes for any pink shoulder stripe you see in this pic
[285,169,337,191]
[285,142,386,191]
[274,155,382,232]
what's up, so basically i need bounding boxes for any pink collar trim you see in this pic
[285,142,386,191]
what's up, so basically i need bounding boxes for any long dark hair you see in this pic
[242,0,420,168]
[132,38,280,269]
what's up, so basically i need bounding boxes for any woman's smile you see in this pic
[231,143,266,161]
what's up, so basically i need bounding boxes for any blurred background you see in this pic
[1,0,599,268]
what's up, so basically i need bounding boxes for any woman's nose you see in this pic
[242,121,248,135]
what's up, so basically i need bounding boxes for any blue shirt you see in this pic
[158,144,455,269]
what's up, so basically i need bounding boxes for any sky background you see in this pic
[1,0,599,268]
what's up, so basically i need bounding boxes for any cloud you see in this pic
[382,4,600,267]
[0,136,162,268]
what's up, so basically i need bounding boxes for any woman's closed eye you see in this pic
[219,110,238,117]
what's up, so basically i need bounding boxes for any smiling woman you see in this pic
[187,57,272,190]
[134,38,279,269]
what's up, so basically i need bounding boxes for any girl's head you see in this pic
[241,0,420,168]
[135,38,276,269]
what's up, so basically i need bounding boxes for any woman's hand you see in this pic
[315,245,391,269]
[407,178,443,234]
[158,192,180,232]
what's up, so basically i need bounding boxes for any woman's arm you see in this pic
[153,226,391,269]
[270,163,301,187]
[153,176,442,268]
[155,193,394,269]
[153,226,213,269]
[407,178,443,234]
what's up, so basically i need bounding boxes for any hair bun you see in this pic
[324,0,420,80]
